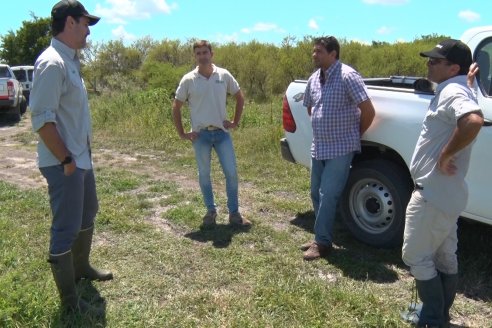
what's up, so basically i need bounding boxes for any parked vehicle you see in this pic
[280,26,492,248]
[0,64,27,122]
[11,65,34,102]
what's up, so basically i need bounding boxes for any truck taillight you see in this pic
[7,80,14,97]
[282,95,296,133]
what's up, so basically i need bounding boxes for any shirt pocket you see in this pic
[326,83,346,110]
[67,70,85,105]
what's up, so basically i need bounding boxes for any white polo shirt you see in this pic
[410,75,482,215]
[175,64,240,132]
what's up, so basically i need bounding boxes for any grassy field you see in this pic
[1,89,492,327]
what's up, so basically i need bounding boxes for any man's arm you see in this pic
[358,99,376,135]
[467,62,479,89]
[172,99,198,141]
[37,123,76,175]
[439,111,484,175]
[223,90,244,129]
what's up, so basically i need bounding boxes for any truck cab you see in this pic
[11,65,34,102]
[10,65,34,101]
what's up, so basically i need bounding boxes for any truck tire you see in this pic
[340,159,412,248]
[9,101,21,122]
[20,96,27,115]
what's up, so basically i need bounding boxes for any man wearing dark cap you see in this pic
[401,39,483,327]
[30,0,112,314]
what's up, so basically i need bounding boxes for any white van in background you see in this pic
[11,65,34,101]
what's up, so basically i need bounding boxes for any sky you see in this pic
[1,0,491,46]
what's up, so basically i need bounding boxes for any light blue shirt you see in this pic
[30,38,92,169]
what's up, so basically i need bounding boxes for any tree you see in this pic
[0,14,50,65]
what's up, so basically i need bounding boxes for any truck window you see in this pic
[476,40,492,97]
[28,69,33,82]
[0,66,10,78]
[13,69,27,82]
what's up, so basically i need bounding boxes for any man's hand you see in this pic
[438,153,457,176]
[181,131,199,142]
[467,62,479,88]
[63,161,77,176]
[223,120,238,129]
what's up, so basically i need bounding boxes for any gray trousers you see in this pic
[40,166,98,255]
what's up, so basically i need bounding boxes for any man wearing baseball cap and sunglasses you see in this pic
[30,1,111,315]
[402,39,483,327]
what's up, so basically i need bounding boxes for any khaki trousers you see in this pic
[402,190,459,280]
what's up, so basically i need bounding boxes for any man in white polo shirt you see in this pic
[172,40,251,228]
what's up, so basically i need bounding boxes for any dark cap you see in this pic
[420,39,472,72]
[51,0,100,26]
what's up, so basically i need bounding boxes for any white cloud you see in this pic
[112,25,137,41]
[240,22,285,34]
[362,0,408,5]
[214,32,239,44]
[94,0,178,24]
[377,26,394,35]
[308,19,319,30]
[458,10,480,23]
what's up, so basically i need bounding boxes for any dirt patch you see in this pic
[0,116,45,189]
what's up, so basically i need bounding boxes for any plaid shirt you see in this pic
[303,60,370,160]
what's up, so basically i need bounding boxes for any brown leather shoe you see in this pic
[229,212,252,226]
[299,240,314,251]
[201,211,217,228]
[303,242,332,261]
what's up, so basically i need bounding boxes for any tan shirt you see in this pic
[175,64,240,132]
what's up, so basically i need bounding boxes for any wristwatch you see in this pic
[61,155,73,165]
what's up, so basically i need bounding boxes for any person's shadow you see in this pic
[185,224,251,248]
[50,281,107,327]
[290,210,401,283]
[455,219,492,302]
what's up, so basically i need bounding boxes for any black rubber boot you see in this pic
[49,252,95,314]
[440,273,458,328]
[416,276,444,327]
[72,226,113,282]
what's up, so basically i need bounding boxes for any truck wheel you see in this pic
[20,96,27,115]
[9,102,21,122]
[340,159,412,248]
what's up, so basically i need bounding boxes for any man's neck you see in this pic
[198,64,214,78]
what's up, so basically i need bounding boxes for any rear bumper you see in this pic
[0,99,15,107]
[280,138,296,163]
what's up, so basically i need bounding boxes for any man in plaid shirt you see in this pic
[301,36,375,261]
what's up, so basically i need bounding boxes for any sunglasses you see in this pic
[427,58,453,66]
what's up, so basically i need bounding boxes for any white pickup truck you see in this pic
[0,63,27,122]
[280,26,492,248]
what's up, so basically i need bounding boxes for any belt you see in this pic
[414,183,424,190]
[205,126,220,131]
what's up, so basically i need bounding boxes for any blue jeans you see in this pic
[192,129,239,214]
[310,152,354,246]
[40,166,98,255]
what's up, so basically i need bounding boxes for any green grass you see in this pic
[1,90,491,327]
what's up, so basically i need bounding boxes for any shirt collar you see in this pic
[193,64,217,78]
[435,75,467,93]
[51,38,78,60]
[323,60,340,78]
